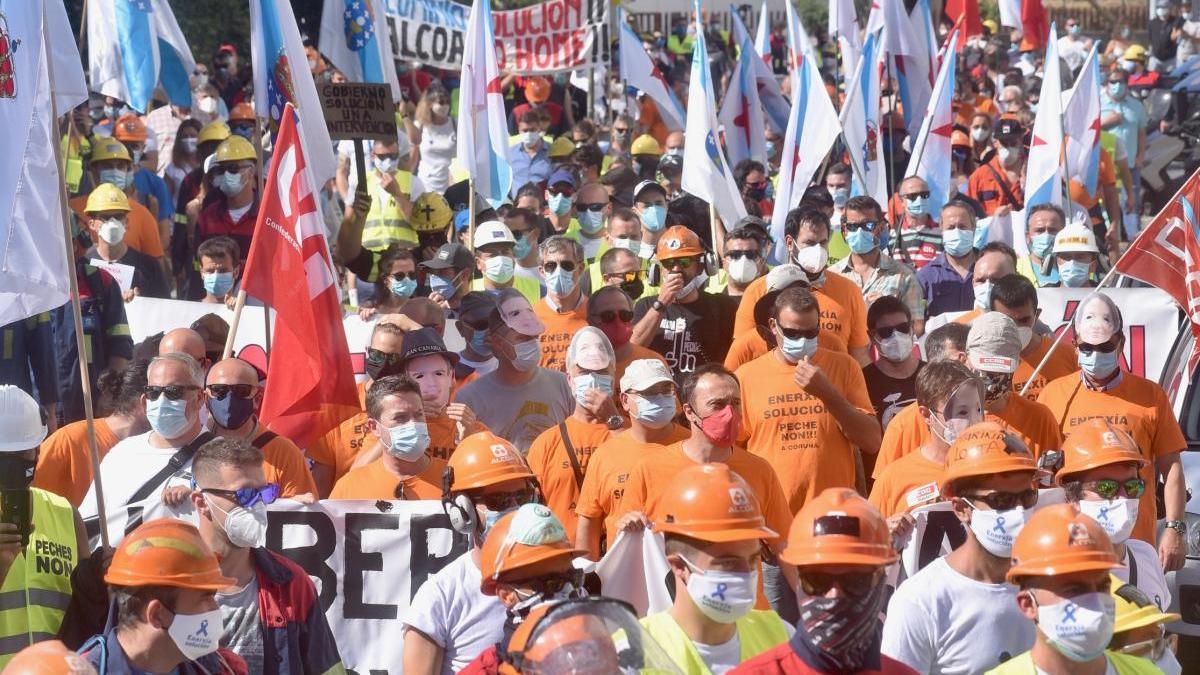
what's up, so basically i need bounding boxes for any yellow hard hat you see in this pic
[1123,44,1148,62]
[549,136,576,159]
[630,134,662,156]
[214,135,256,164]
[85,183,131,214]
[90,139,131,163]
[411,192,452,232]
[982,19,999,34]
[1112,575,1180,633]
[198,120,232,145]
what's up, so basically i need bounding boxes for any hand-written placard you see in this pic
[318,83,398,142]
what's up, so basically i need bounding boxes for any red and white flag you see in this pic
[1115,168,1200,372]
[241,103,359,447]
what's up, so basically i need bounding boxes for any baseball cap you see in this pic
[454,210,471,233]
[473,221,517,249]
[633,180,667,203]
[400,327,459,367]
[732,215,769,238]
[764,264,809,293]
[459,291,498,328]
[621,359,674,393]
[421,243,473,271]
[752,265,812,343]
[966,312,1021,374]
[656,226,705,261]
[995,117,1024,142]
[567,327,614,371]
[1074,293,1122,344]
[548,169,576,189]
[489,288,546,337]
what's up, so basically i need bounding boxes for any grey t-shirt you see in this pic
[454,368,573,452]
[218,577,264,673]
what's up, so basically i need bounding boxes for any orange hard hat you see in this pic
[654,463,777,543]
[940,421,1037,497]
[105,518,236,591]
[1007,503,1122,583]
[1057,419,1149,483]
[480,504,582,595]
[655,225,705,261]
[781,487,897,568]
[951,129,971,147]
[5,640,96,675]
[229,102,256,122]
[525,77,551,104]
[521,613,619,672]
[447,431,535,492]
[113,114,148,142]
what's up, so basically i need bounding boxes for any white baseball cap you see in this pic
[620,359,674,392]
[765,264,810,293]
[473,220,517,249]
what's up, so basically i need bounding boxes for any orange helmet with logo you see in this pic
[524,77,551,104]
[1007,503,1122,583]
[480,504,583,595]
[113,114,148,142]
[781,487,897,567]
[654,463,777,543]
[1056,419,1149,483]
[655,225,705,261]
[229,102,256,122]
[105,518,236,591]
[940,421,1037,497]
[6,640,96,675]
[447,431,535,492]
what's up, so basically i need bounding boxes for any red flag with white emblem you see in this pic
[241,103,359,448]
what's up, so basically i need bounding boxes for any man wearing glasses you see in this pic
[532,236,590,371]
[190,436,343,675]
[1038,293,1188,573]
[832,196,924,334]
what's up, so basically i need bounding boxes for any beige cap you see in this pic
[621,359,674,392]
[765,264,810,293]
[966,312,1021,374]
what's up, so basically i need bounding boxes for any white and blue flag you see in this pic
[87,0,195,112]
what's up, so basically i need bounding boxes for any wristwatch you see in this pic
[606,414,624,430]
[651,299,666,312]
[1165,519,1187,536]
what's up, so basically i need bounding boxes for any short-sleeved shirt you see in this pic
[831,254,926,320]
[868,450,946,519]
[1101,94,1147,170]
[1013,336,1079,401]
[633,291,738,387]
[328,455,447,500]
[1038,371,1185,545]
[403,551,507,675]
[732,272,870,354]
[69,195,165,258]
[862,362,921,431]
[736,348,875,514]
[525,416,615,536]
[917,254,975,319]
[723,328,848,373]
[454,368,573,452]
[255,431,319,498]
[83,245,170,298]
[534,298,589,371]
[33,417,118,507]
[307,411,372,483]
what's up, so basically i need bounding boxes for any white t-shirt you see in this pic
[1113,538,1172,611]
[402,551,507,675]
[882,556,1035,674]
[417,118,457,194]
[693,634,741,675]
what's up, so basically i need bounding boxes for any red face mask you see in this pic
[694,404,741,447]
[598,320,633,349]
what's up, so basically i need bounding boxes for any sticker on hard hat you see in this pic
[490,444,515,462]
[728,487,753,513]
[665,238,681,249]
[1067,522,1095,547]
[438,250,450,259]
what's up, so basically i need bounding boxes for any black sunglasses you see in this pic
[547,186,574,197]
[542,260,577,273]
[725,249,761,261]
[874,322,911,339]
[477,487,536,512]
[216,165,247,176]
[390,271,418,280]
[144,385,200,401]
[661,258,695,271]
[903,191,931,200]
[366,348,403,365]
[206,383,255,400]
[1078,338,1119,355]
[963,488,1038,511]
[596,309,634,323]
[576,202,607,212]
[778,325,820,340]
[843,220,877,233]
[800,570,879,598]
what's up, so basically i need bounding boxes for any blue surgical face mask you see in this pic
[633,393,676,428]
[513,234,533,260]
[1108,81,1127,99]
[1070,24,1082,36]
[389,276,417,298]
[845,227,877,255]
[99,168,130,190]
[578,210,605,234]
[548,193,573,216]
[546,267,576,297]
[429,273,458,298]
[942,228,974,257]
[147,395,191,439]
[383,420,431,462]
[765,140,776,157]
[973,280,994,310]
[1078,347,1120,379]
[905,195,929,217]
[641,205,667,232]
[1031,232,1055,259]
[219,170,245,195]
[203,271,235,297]
[831,187,850,208]
[468,327,493,358]
[572,373,614,406]
[1059,259,1092,287]
[780,334,818,362]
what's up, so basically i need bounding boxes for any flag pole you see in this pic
[254,115,271,359]
[44,0,110,551]
[223,291,248,359]
[467,178,476,252]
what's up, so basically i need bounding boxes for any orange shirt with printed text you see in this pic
[724,328,848,372]
[732,271,869,352]
[1014,336,1079,401]
[868,450,946,519]
[256,431,319,498]
[526,416,615,537]
[534,299,590,371]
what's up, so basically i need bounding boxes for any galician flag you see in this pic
[1024,23,1064,209]
[1064,44,1102,196]
[905,34,958,220]
[87,0,196,112]
[457,0,512,206]
[840,29,888,208]
[618,9,685,133]
[719,11,767,165]
[318,0,402,103]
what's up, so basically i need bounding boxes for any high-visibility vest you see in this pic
[0,488,77,669]
[986,650,1160,675]
[470,275,543,304]
[640,610,789,675]
[362,170,418,251]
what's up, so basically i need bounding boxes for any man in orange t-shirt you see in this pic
[736,286,880,515]
[527,327,624,537]
[988,274,1078,400]
[330,375,445,500]
[732,209,870,364]
[1036,293,1187,568]
[533,235,589,371]
[575,359,689,559]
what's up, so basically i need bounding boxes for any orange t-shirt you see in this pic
[873,394,1063,477]
[868,450,945,519]
[307,411,372,482]
[952,308,984,324]
[736,348,874,514]
[732,271,869,352]
[357,380,369,408]
[967,156,1025,216]
[724,328,847,372]
[526,416,616,537]
[1014,336,1079,401]
[427,415,487,461]
[1037,372,1185,545]
[534,299,590,371]
[256,431,318,498]
[328,456,447,500]
[1069,148,1118,210]
[575,424,691,544]
[69,195,164,258]
[33,418,119,508]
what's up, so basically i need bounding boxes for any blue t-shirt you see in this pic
[133,167,175,221]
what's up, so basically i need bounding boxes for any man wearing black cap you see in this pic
[967,118,1026,218]
[422,243,475,316]
[455,292,500,383]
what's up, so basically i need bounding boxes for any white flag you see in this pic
[87,0,196,112]
[785,0,818,100]
[720,15,767,164]
[905,36,957,219]
[0,0,86,324]
[841,29,888,208]
[456,0,513,205]
[1024,24,1064,210]
[618,10,685,133]
[1064,44,1102,196]
[318,0,402,103]
[736,5,788,136]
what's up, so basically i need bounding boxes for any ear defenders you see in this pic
[441,467,478,535]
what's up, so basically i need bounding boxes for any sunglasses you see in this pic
[366,347,403,365]
[873,322,911,339]
[374,153,400,161]
[1080,478,1147,500]
[576,202,607,213]
[200,483,281,508]
[843,220,877,233]
[747,181,769,190]
[206,383,255,400]
[799,570,879,598]
[478,487,536,512]
[903,191,931,200]
[1077,338,1119,355]
[725,249,761,261]
[144,385,200,401]
[547,186,574,198]
[964,488,1038,511]
[1117,632,1176,661]
[605,271,642,283]
[390,271,418,281]
[596,309,634,323]
[542,260,577,273]
[216,165,248,176]
[661,258,695,271]
[778,325,820,340]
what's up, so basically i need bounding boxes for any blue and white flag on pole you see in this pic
[682,3,746,230]
[457,0,512,205]
[785,0,818,102]
[1064,44,1102,196]
[734,5,788,135]
[1,0,87,324]
[905,35,957,220]
[1024,23,1064,209]
[840,29,888,208]
[720,14,767,165]
[318,0,401,103]
[88,0,195,112]
[250,0,337,183]
[618,10,685,133]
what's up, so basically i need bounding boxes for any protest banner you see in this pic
[318,82,398,142]
[382,0,610,73]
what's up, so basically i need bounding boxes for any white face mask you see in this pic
[1017,326,1034,350]
[1034,591,1116,662]
[792,244,829,274]
[166,607,225,661]
[510,339,542,372]
[965,502,1027,557]
[206,494,268,549]
[196,96,218,115]
[727,256,759,284]
[878,333,915,362]
[1156,650,1184,675]
[1077,497,1138,544]
[99,218,127,245]
[681,556,757,624]
[611,237,640,253]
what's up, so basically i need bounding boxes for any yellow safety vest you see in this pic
[0,489,77,668]
[470,275,543,304]
[640,610,789,675]
[362,170,418,251]
[986,650,1159,675]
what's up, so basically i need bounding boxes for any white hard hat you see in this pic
[0,385,47,452]
[472,220,517,249]
[1053,222,1100,255]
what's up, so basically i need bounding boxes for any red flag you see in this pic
[941,0,981,49]
[1114,167,1200,371]
[1021,0,1049,51]
[241,103,359,448]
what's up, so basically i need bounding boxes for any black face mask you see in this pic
[620,279,644,300]
[207,394,257,430]
[365,351,404,381]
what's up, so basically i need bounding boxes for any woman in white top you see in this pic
[163,119,202,205]
[409,86,456,194]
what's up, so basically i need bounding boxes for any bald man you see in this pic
[159,327,209,369]
[205,358,318,499]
